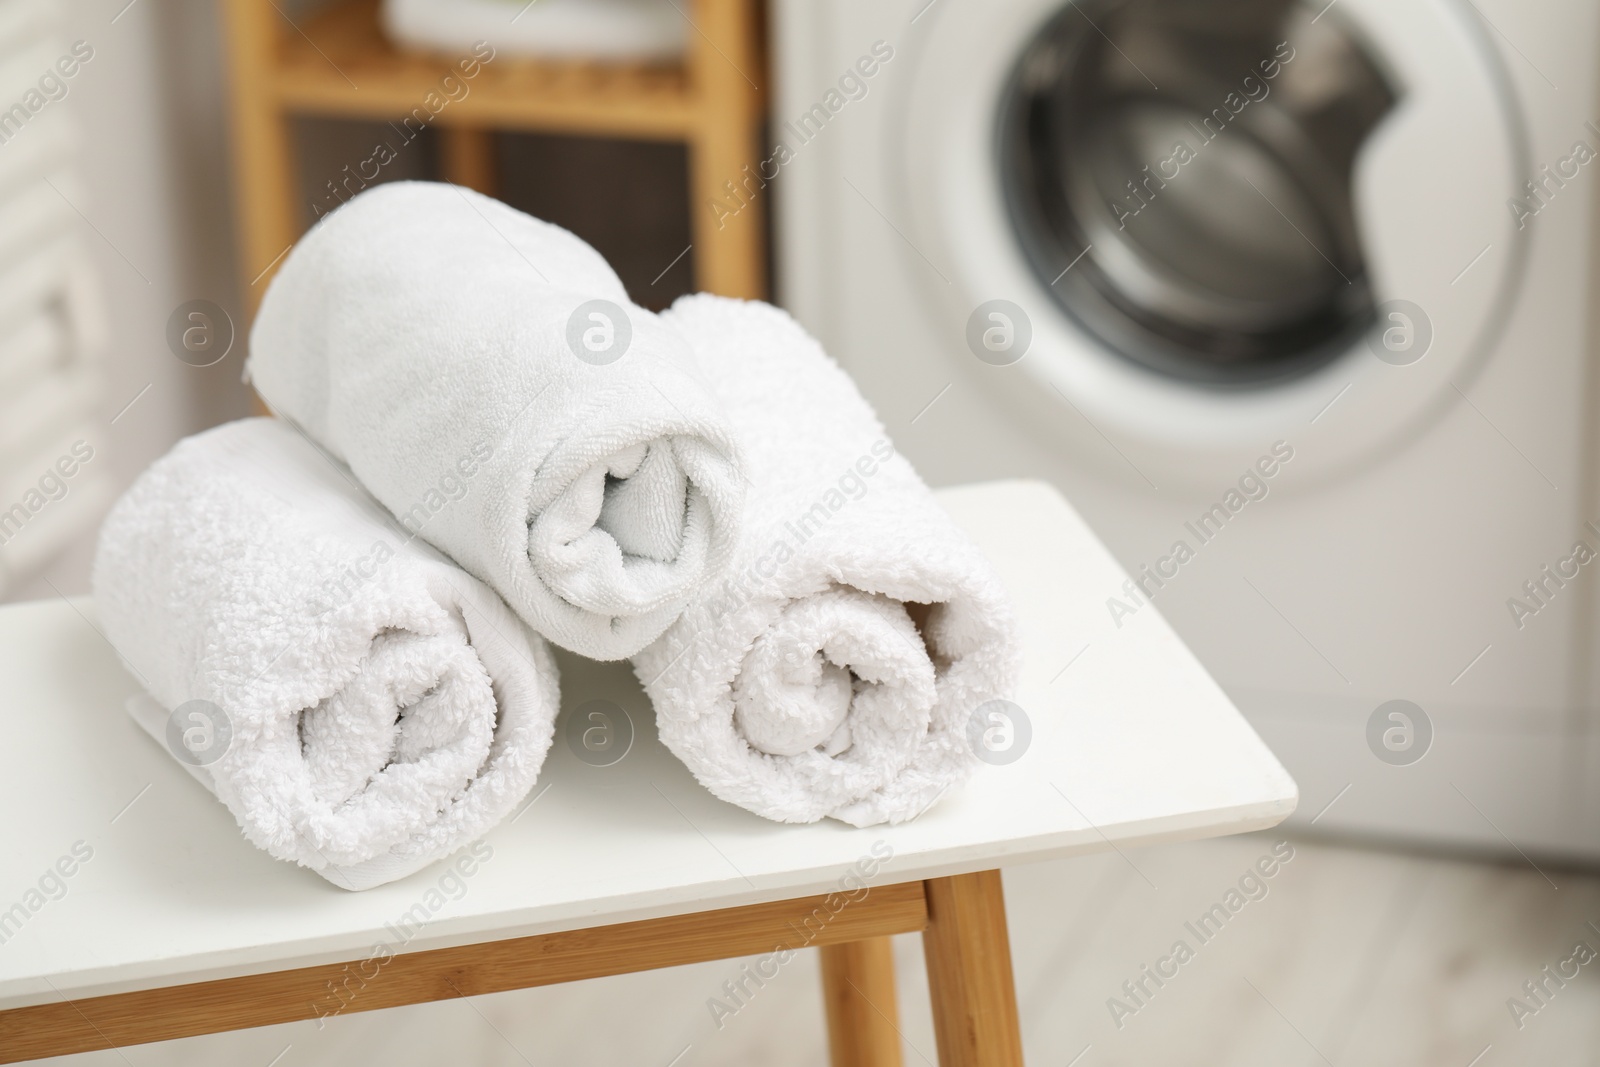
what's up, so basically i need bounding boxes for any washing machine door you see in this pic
[901,0,1526,486]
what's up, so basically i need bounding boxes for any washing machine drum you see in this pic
[1003,0,1397,385]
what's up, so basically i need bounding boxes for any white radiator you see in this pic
[0,0,109,596]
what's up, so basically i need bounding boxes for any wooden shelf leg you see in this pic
[440,126,498,197]
[821,937,905,1067]
[686,0,766,299]
[922,871,1025,1067]
[687,124,765,299]
[221,0,300,316]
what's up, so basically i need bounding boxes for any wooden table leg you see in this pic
[821,937,905,1067]
[922,871,1025,1066]
[440,126,497,197]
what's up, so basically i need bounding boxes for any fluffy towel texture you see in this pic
[633,296,1021,825]
[247,181,744,660]
[92,418,559,890]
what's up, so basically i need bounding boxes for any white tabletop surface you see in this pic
[0,480,1295,1009]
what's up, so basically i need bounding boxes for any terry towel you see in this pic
[633,296,1021,825]
[92,418,560,890]
[247,181,744,661]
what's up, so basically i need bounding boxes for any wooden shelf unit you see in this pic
[222,0,766,310]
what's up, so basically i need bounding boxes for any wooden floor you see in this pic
[32,832,1600,1066]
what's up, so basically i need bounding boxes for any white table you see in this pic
[0,480,1295,1066]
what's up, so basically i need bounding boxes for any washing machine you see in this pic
[770,0,1600,859]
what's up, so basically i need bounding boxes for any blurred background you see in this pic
[7,0,1600,1062]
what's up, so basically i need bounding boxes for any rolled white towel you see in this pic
[247,181,745,661]
[92,418,559,890]
[633,296,1022,825]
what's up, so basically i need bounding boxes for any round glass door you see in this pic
[1000,0,1398,385]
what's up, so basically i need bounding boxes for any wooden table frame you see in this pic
[0,871,1022,1066]
[222,0,768,312]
